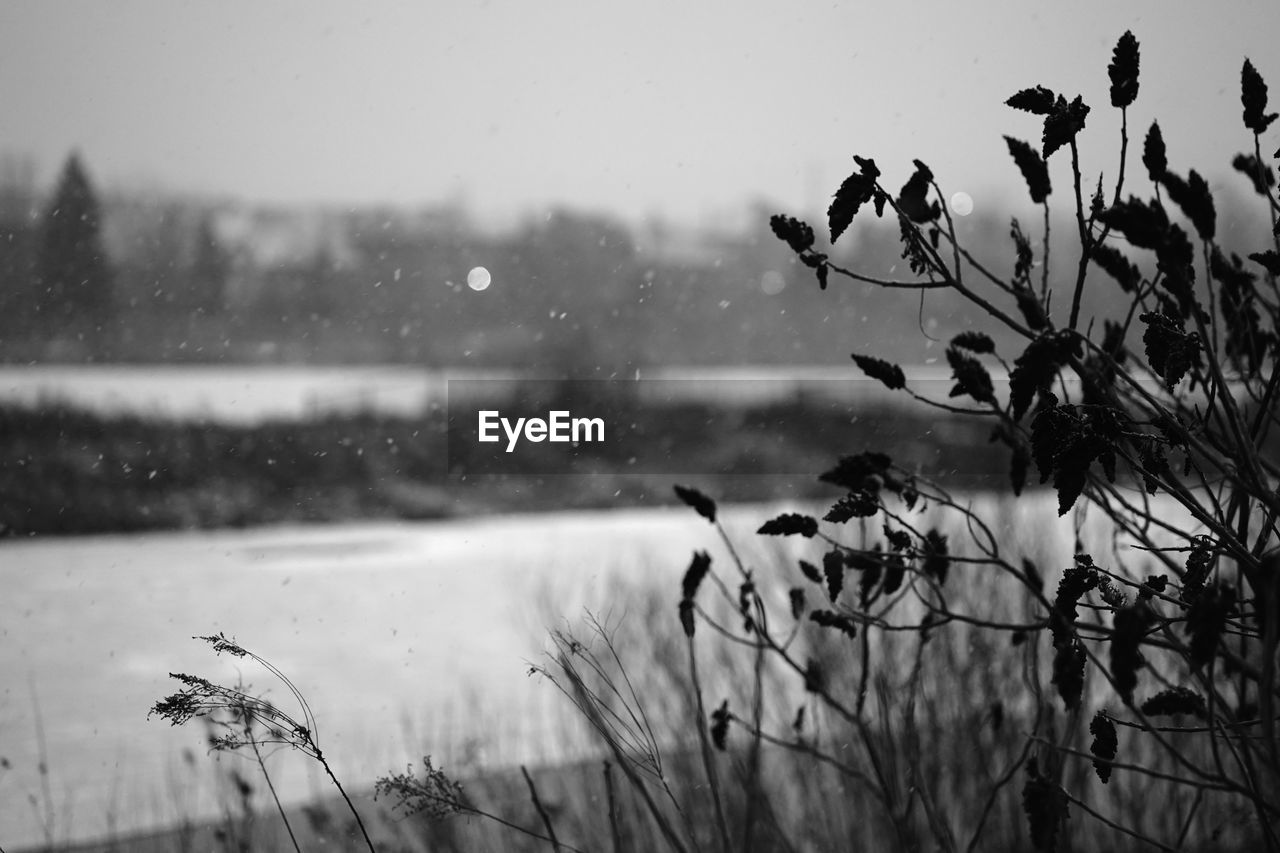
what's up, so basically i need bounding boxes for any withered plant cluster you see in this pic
[149,31,1280,853]
[714,28,1280,852]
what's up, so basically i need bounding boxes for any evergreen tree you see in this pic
[37,153,114,331]
[0,154,39,335]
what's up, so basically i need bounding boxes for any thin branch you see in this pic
[521,765,565,853]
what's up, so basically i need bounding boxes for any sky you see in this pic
[3,1,1280,228]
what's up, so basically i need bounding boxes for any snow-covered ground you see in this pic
[0,504,783,848]
[0,491,1129,849]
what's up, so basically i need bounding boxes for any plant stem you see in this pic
[246,723,301,853]
[316,751,377,853]
[1068,137,1091,331]
[603,760,624,853]
[685,636,732,853]
[522,765,565,852]
[1041,201,1052,298]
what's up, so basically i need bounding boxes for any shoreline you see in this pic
[0,399,1009,537]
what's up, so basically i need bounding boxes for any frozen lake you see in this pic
[0,504,794,849]
[0,493,1111,850]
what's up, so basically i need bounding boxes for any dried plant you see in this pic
[730,27,1280,853]
[149,632,376,853]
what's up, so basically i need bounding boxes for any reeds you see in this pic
[149,632,376,853]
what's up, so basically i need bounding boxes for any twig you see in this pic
[242,709,302,853]
[316,748,376,853]
[1067,136,1091,331]
[1059,784,1177,852]
[557,654,691,853]
[685,635,732,853]
[521,765,564,853]
[603,760,624,853]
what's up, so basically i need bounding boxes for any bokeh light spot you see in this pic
[760,270,786,296]
[950,192,974,217]
[467,266,492,291]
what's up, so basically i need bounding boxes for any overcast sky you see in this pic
[3,1,1279,227]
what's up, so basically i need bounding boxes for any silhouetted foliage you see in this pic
[721,28,1280,852]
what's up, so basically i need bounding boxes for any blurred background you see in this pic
[2,1,1280,849]
[2,0,1278,372]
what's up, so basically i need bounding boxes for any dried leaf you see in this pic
[851,353,906,390]
[1009,330,1082,421]
[1213,248,1274,373]
[1137,574,1169,602]
[818,451,897,493]
[1099,196,1169,251]
[1081,321,1127,406]
[1141,686,1207,718]
[822,549,844,602]
[757,513,818,538]
[897,160,940,223]
[1181,535,1216,603]
[1137,440,1169,495]
[883,524,912,551]
[1160,169,1216,240]
[1142,121,1166,181]
[1110,607,1149,703]
[1023,757,1069,852]
[1035,402,1130,514]
[1108,31,1140,108]
[828,157,880,243]
[1042,95,1090,159]
[678,599,695,638]
[1090,176,1106,220]
[1155,223,1197,316]
[1249,250,1280,276]
[769,214,814,254]
[1052,563,1100,646]
[922,529,950,585]
[897,214,934,276]
[1098,576,1128,609]
[1005,136,1052,203]
[681,550,712,601]
[798,559,822,585]
[1052,637,1087,710]
[824,490,879,523]
[951,330,996,354]
[1091,242,1141,293]
[1010,438,1030,495]
[673,484,717,522]
[788,587,806,620]
[803,658,825,693]
[810,609,858,639]
[1139,311,1202,389]
[1007,86,1057,114]
[1089,712,1118,784]
[1242,59,1279,134]
[1009,218,1036,289]
[880,553,906,595]
[873,188,888,218]
[946,346,997,405]
[1231,153,1275,195]
[710,701,730,750]
[1185,584,1235,670]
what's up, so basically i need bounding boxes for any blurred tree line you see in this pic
[7,152,1257,370]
